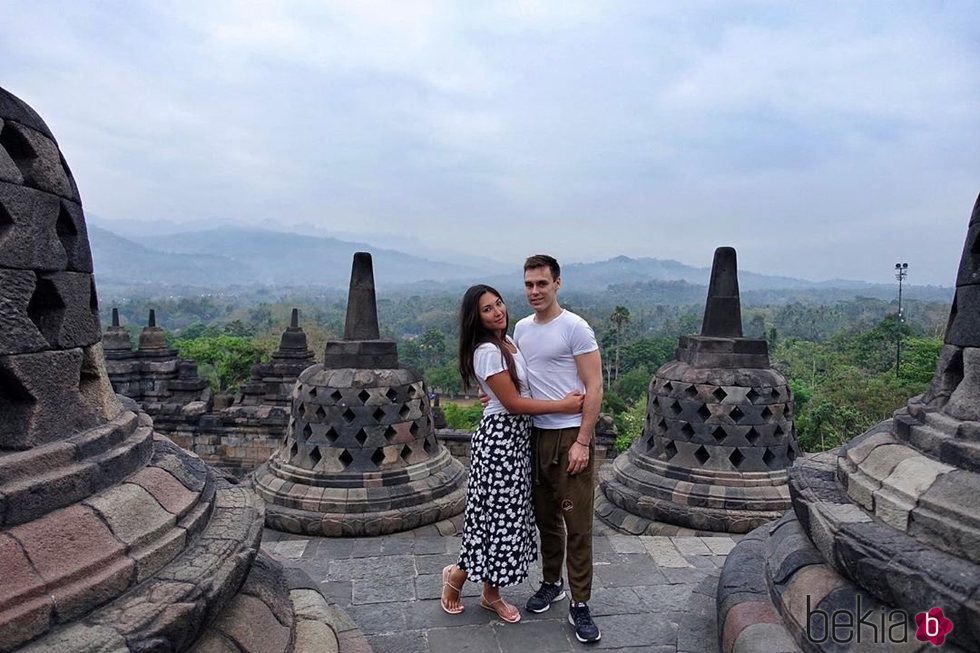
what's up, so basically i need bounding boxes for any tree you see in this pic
[609,306,631,382]
[173,335,262,392]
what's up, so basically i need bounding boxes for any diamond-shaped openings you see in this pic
[386,387,399,402]
[310,446,322,467]
[655,417,667,432]
[408,384,420,399]
[308,386,317,399]
[774,424,785,439]
[314,405,326,420]
[56,203,78,259]
[88,277,98,311]
[0,201,12,245]
[342,407,356,423]
[329,389,343,403]
[684,384,699,399]
[355,428,368,445]
[746,388,760,402]
[302,423,313,440]
[370,448,385,467]
[0,121,36,177]
[384,425,397,441]
[669,400,682,416]
[358,389,371,404]
[712,387,728,402]
[787,445,798,462]
[27,276,66,347]
[745,427,761,445]
[338,449,355,469]
[729,448,745,469]
[711,426,727,443]
[763,448,776,468]
[423,437,434,454]
[663,381,673,393]
[325,427,340,444]
[410,421,420,437]
[697,404,711,421]
[729,405,745,423]
[760,406,773,419]
[373,407,386,421]
[400,445,412,462]
[680,423,695,439]
[399,403,411,419]
[694,445,710,466]
[289,441,299,461]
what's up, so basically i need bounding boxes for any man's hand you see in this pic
[568,440,590,475]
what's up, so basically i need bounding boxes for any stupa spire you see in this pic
[701,246,742,338]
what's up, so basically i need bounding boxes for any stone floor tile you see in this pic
[366,630,429,653]
[415,553,458,574]
[608,535,647,554]
[590,612,679,649]
[594,558,668,588]
[318,580,352,606]
[349,538,384,558]
[415,537,452,555]
[273,539,309,560]
[492,618,574,652]
[670,536,713,556]
[352,575,416,605]
[641,537,694,568]
[381,537,415,555]
[347,602,407,635]
[703,536,737,555]
[427,624,500,653]
[405,598,497,630]
[662,567,711,585]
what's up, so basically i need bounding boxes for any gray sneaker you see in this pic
[525,580,566,613]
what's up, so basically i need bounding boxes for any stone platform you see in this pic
[262,478,737,653]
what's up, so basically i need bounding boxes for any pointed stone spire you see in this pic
[138,307,168,352]
[701,247,743,338]
[103,306,133,352]
[290,307,299,328]
[323,253,398,369]
[343,252,381,341]
[275,307,313,357]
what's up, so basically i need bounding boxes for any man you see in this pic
[514,254,603,643]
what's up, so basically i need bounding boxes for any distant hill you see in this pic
[87,226,952,305]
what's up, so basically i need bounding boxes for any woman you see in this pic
[441,284,583,623]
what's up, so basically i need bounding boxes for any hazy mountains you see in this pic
[88,224,947,302]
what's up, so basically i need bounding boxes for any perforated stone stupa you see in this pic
[598,247,800,535]
[717,197,980,653]
[254,252,467,536]
[0,85,345,652]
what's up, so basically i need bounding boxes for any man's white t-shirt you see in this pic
[513,309,598,429]
[473,337,531,416]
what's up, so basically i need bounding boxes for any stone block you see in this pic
[947,286,980,347]
[0,119,24,185]
[0,269,48,355]
[0,349,102,450]
[2,122,74,198]
[0,533,53,649]
[128,466,200,517]
[0,181,65,270]
[53,199,92,272]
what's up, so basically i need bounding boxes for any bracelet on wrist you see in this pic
[575,439,591,447]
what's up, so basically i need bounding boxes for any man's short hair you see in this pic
[524,254,560,280]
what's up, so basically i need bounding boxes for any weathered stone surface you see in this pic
[1,121,74,199]
[0,181,66,271]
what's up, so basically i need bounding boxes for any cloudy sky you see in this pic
[2,1,978,285]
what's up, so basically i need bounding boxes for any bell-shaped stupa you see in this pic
[254,252,467,536]
[0,85,345,652]
[599,247,801,534]
[718,196,980,652]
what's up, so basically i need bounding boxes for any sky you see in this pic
[1,1,978,286]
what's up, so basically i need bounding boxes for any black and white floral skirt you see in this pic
[458,412,537,587]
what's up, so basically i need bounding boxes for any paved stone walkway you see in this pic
[262,521,738,653]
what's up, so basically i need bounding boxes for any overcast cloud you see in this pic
[2,1,978,285]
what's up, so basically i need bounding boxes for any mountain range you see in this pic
[87,224,949,302]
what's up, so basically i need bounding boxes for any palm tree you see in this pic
[610,306,631,382]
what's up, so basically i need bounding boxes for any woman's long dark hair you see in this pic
[458,285,521,392]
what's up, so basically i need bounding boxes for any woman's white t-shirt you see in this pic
[473,337,531,416]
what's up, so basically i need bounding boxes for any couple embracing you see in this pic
[440,254,604,644]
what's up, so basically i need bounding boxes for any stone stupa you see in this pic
[254,252,467,536]
[599,247,801,535]
[718,196,980,652]
[0,85,348,652]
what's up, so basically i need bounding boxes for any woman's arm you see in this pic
[484,371,583,415]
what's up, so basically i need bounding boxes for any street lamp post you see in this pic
[895,262,908,377]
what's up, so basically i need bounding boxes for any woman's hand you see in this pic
[558,392,585,414]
